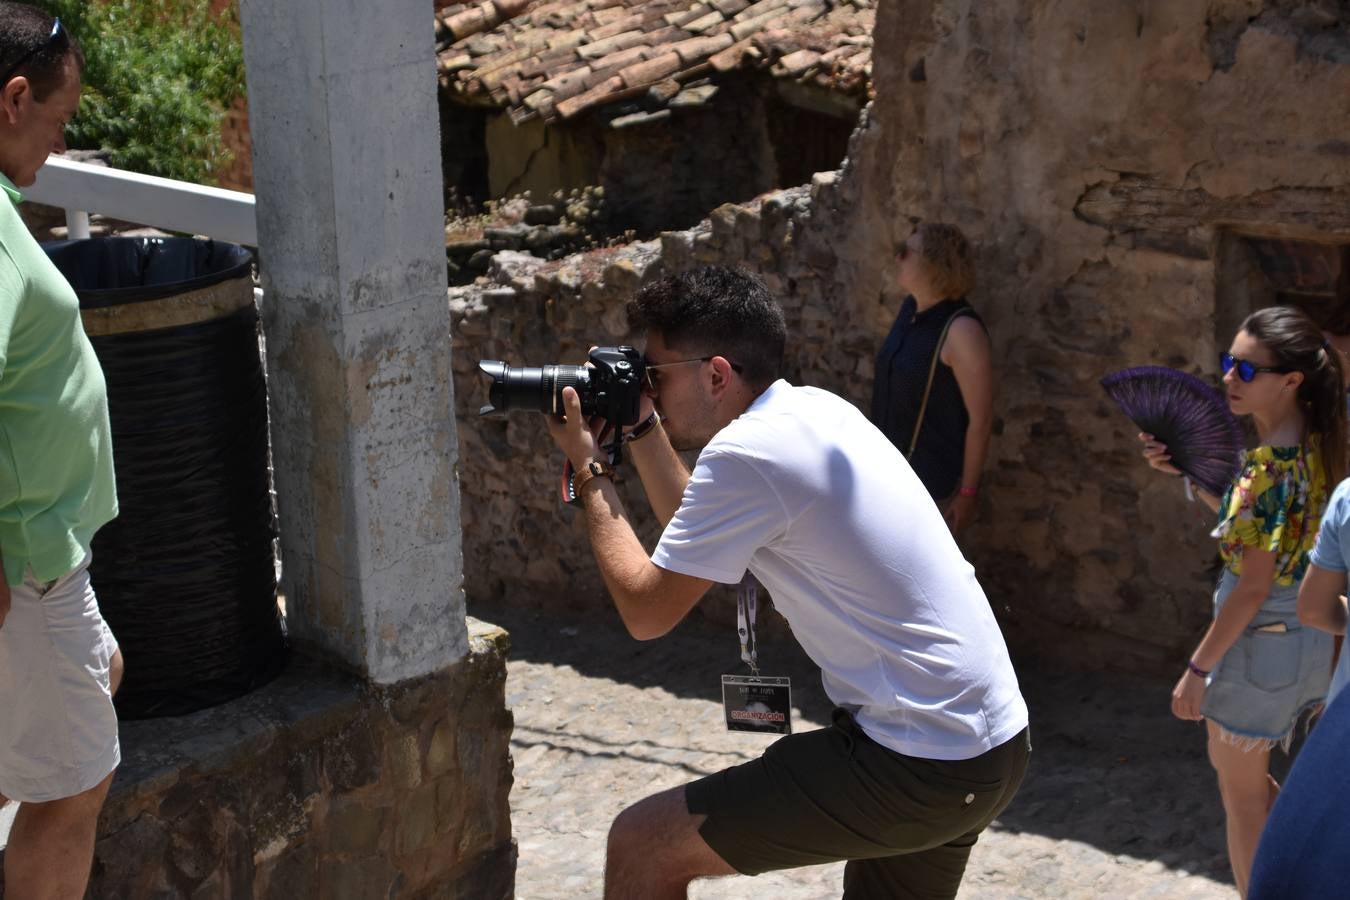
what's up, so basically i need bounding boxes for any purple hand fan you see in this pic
[1100,366,1244,497]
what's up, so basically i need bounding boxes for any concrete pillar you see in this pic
[237,0,467,682]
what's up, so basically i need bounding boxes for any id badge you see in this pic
[721,674,792,735]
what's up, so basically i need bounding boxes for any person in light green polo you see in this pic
[0,6,123,899]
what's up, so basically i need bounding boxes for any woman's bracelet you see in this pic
[958,485,978,498]
[624,412,661,444]
[1186,659,1210,678]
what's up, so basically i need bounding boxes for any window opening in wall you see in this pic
[1216,232,1350,347]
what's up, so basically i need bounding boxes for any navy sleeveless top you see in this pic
[870,296,983,500]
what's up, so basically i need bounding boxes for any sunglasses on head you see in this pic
[1,18,66,88]
[1220,352,1295,383]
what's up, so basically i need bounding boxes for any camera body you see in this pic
[478,345,646,427]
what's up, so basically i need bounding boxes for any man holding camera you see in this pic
[0,7,123,899]
[545,266,1029,899]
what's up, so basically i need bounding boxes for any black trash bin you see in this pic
[44,236,287,719]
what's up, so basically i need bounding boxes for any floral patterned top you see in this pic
[1213,439,1328,585]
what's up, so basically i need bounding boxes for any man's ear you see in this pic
[707,355,736,395]
[0,77,30,125]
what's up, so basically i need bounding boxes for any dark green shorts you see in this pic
[685,710,1030,900]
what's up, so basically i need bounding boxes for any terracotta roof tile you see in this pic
[710,0,750,14]
[436,0,872,123]
[578,29,649,58]
[586,45,653,79]
[776,47,819,75]
[684,10,726,32]
[670,33,733,65]
[617,51,682,88]
[556,75,626,118]
[707,35,754,71]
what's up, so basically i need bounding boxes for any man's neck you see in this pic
[0,170,21,206]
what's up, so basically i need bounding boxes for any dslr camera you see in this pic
[478,345,646,428]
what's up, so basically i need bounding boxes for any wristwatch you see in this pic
[571,459,615,498]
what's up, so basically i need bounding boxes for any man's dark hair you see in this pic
[626,266,787,389]
[0,2,84,101]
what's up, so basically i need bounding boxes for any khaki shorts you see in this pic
[686,710,1030,900]
[0,555,120,803]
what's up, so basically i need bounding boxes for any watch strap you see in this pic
[570,459,614,499]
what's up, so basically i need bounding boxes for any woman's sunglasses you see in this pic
[1,18,67,88]
[1220,352,1294,383]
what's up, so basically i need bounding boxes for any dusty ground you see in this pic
[476,600,1243,899]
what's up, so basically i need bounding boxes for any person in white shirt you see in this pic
[546,265,1029,900]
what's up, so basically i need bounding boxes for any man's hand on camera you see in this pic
[547,386,609,470]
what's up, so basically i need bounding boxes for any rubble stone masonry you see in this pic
[0,621,515,898]
[451,1,1350,673]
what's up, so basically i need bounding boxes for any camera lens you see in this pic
[478,361,591,415]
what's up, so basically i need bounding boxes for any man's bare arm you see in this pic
[578,476,713,640]
[1299,564,1349,635]
[627,421,690,528]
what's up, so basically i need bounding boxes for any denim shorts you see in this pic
[1201,569,1333,748]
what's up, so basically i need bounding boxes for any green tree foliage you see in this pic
[36,0,245,184]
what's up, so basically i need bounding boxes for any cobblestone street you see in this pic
[478,601,1241,900]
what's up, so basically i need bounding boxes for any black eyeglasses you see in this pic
[1220,352,1295,383]
[1,18,66,88]
[643,356,743,391]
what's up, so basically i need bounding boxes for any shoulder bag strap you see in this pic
[906,309,973,460]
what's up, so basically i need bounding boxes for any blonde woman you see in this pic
[871,223,992,533]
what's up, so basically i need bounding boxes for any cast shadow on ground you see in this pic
[472,598,1240,888]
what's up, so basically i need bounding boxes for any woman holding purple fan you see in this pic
[1141,305,1345,898]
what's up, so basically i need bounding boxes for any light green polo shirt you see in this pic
[0,172,117,586]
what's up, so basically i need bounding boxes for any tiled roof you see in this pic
[435,0,873,125]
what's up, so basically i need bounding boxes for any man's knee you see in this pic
[607,788,691,863]
[606,786,734,881]
[607,796,657,858]
[109,647,124,696]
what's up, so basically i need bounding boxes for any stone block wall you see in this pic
[450,165,868,631]
[848,0,1350,670]
[451,1,1350,673]
[0,621,515,898]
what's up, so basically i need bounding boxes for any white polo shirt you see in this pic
[652,380,1028,761]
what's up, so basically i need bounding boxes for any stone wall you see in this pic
[847,0,1350,670]
[450,75,855,240]
[0,620,515,898]
[450,1,1350,672]
[449,173,865,631]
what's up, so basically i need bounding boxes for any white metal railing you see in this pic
[26,155,257,246]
